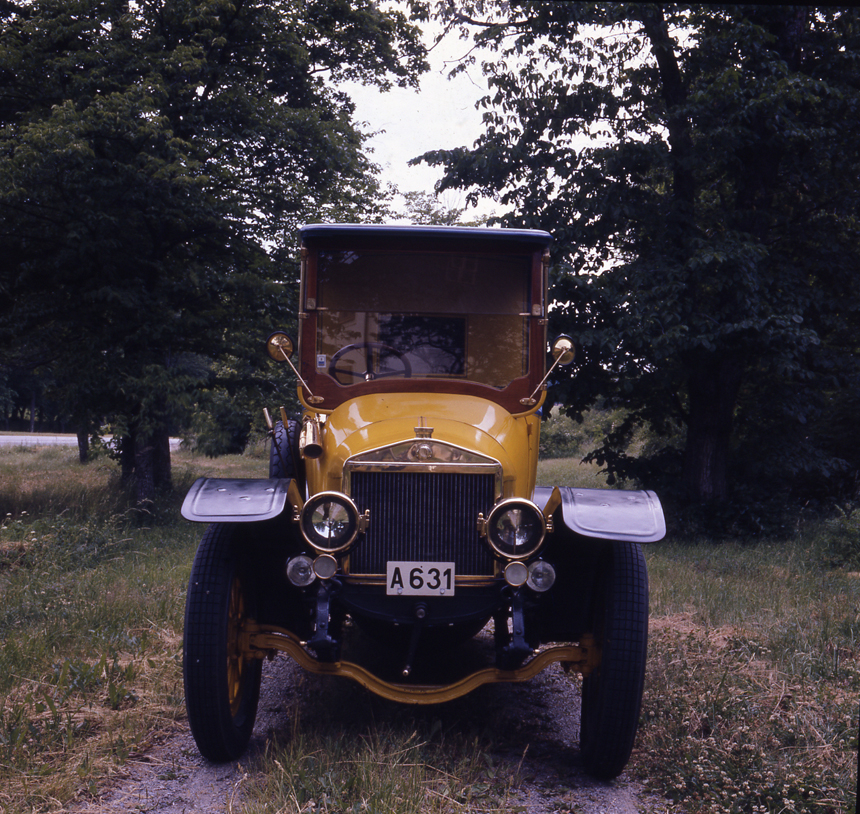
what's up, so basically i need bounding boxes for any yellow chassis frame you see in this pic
[239,621,600,704]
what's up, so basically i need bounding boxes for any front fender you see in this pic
[533,486,666,544]
[181,477,297,523]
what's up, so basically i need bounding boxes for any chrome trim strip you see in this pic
[343,437,503,499]
[348,461,500,474]
[346,438,500,467]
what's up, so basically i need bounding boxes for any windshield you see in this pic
[314,250,532,389]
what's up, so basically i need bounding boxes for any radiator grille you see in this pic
[347,471,496,576]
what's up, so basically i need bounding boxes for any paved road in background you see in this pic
[0,434,181,448]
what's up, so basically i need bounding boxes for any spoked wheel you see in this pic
[579,541,649,780]
[183,523,262,762]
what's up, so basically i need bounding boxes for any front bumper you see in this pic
[239,619,599,704]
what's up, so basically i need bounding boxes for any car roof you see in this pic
[300,223,553,251]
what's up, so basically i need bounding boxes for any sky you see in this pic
[342,24,499,220]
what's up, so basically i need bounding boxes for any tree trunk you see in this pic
[135,435,156,506]
[153,426,172,492]
[120,433,136,485]
[76,427,89,463]
[683,356,744,502]
[640,7,695,208]
[132,426,172,505]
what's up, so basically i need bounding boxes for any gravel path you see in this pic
[71,653,659,814]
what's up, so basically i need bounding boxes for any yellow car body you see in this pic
[303,392,541,501]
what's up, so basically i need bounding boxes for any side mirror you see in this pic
[267,331,295,362]
[551,335,575,366]
[521,335,577,407]
[265,331,324,405]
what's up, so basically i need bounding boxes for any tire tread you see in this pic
[580,541,649,779]
[183,523,261,762]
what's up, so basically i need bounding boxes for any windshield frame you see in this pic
[296,225,552,414]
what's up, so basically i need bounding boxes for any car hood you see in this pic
[314,392,525,489]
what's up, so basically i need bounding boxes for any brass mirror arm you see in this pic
[521,336,575,407]
[520,351,569,407]
[275,346,323,405]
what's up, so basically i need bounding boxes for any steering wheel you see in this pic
[328,342,412,384]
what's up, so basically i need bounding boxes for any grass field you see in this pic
[0,442,856,813]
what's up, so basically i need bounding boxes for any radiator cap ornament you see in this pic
[414,418,434,438]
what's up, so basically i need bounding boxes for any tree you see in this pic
[417,3,860,515]
[397,189,491,225]
[400,190,465,224]
[0,0,426,502]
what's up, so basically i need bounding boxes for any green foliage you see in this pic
[400,190,465,225]
[539,405,636,460]
[0,0,427,497]
[818,505,860,568]
[190,389,253,457]
[418,3,860,512]
[398,190,490,226]
[539,410,585,460]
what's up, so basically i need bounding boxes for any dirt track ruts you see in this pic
[70,653,660,814]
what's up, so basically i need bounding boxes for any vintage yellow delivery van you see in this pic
[181,224,666,779]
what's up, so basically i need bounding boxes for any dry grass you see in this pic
[0,442,263,813]
[243,724,523,814]
[0,444,124,519]
[1,443,857,813]
[635,541,859,813]
[0,440,267,522]
[535,455,617,489]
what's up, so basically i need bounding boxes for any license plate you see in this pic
[386,561,456,596]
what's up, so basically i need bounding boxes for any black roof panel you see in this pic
[300,223,552,251]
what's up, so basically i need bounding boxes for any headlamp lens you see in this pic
[300,492,361,553]
[527,560,556,592]
[311,501,350,540]
[286,554,316,587]
[486,499,546,560]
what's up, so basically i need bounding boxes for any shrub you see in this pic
[818,505,860,567]
[190,392,252,457]
[540,405,636,460]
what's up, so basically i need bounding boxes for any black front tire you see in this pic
[183,523,262,762]
[579,541,649,780]
[269,419,303,485]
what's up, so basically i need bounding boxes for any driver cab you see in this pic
[297,224,553,412]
